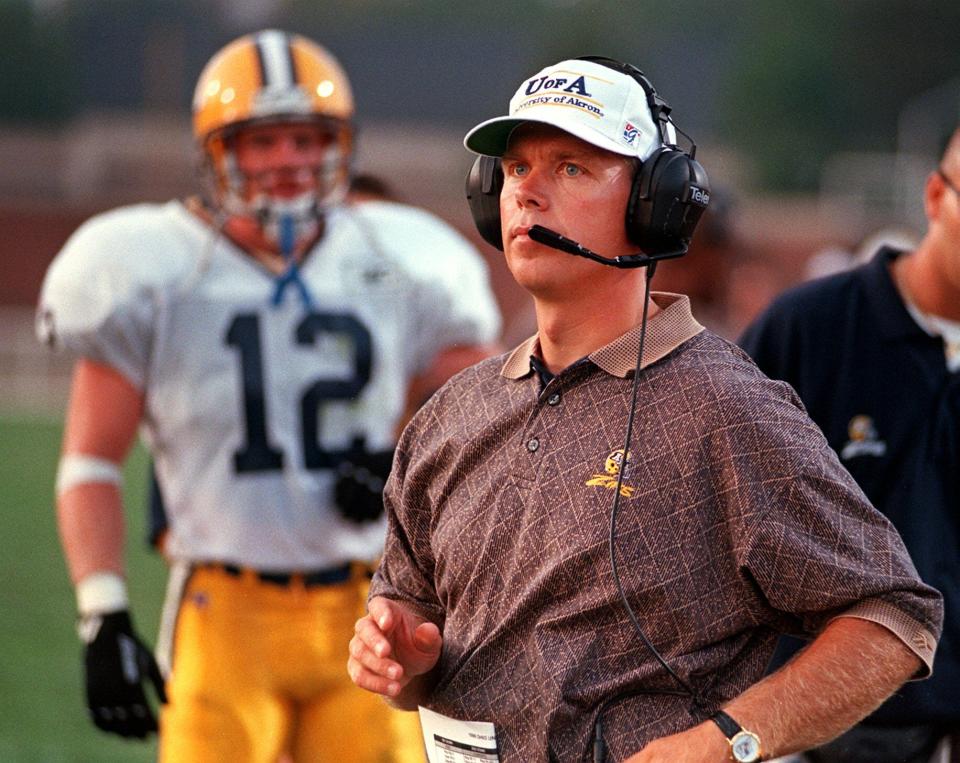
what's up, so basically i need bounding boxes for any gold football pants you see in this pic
[159,564,424,763]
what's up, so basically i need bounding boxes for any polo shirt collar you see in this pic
[501,293,704,380]
[864,246,930,341]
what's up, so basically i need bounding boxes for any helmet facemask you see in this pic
[202,117,352,248]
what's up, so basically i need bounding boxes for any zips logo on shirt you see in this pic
[585,448,636,498]
[840,415,887,460]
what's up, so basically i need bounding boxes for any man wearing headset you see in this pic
[348,57,943,762]
[38,30,500,762]
[740,130,960,762]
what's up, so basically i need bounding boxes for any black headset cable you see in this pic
[607,262,706,712]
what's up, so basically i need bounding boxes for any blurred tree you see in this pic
[67,0,219,113]
[0,0,73,123]
[720,0,960,190]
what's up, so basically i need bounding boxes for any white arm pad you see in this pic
[76,571,129,616]
[56,453,123,496]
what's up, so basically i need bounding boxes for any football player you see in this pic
[38,29,500,762]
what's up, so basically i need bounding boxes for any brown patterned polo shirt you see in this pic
[371,293,943,762]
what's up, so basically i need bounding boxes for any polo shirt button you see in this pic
[527,438,540,452]
[547,393,561,406]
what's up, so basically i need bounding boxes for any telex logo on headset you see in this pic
[689,186,710,206]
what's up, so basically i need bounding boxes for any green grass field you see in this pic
[0,414,166,762]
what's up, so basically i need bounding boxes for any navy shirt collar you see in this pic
[864,247,932,342]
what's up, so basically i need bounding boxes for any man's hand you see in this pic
[624,721,730,762]
[80,610,167,738]
[348,596,442,708]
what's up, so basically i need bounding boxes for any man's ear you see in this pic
[924,170,946,224]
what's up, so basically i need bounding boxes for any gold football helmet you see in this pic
[192,29,354,234]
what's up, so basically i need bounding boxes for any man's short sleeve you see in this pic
[369,428,446,625]
[741,440,943,674]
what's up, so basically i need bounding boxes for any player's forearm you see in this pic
[721,617,921,757]
[58,483,127,584]
[57,359,143,590]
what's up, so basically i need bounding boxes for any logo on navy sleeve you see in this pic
[840,415,887,460]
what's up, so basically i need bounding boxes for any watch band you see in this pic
[710,709,742,739]
[711,710,763,763]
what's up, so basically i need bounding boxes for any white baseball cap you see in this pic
[464,58,662,160]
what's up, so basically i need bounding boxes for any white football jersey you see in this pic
[38,199,500,569]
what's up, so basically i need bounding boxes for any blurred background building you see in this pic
[3,0,960,412]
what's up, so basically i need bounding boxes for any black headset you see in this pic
[465,56,710,257]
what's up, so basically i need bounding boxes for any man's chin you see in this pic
[506,260,575,300]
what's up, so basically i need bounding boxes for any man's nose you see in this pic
[513,169,548,209]
[269,138,310,166]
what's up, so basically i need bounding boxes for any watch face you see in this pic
[731,731,761,762]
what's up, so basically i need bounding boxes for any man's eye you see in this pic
[294,132,328,150]
[511,164,528,177]
[562,164,582,177]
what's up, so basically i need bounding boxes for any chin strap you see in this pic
[271,213,317,310]
[255,191,320,243]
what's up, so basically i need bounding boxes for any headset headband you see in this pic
[574,56,678,149]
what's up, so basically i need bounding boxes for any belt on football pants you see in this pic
[209,561,355,588]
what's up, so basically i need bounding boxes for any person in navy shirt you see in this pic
[740,129,960,763]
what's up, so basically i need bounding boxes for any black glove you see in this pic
[334,438,395,524]
[79,610,167,738]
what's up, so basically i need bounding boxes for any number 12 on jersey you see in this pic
[225,312,373,473]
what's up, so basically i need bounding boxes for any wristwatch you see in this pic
[710,710,762,762]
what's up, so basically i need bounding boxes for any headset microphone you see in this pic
[527,225,687,269]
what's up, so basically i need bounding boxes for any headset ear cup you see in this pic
[465,155,505,251]
[678,155,710,242]
[627,149,710,255]
[626,149,663,251]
